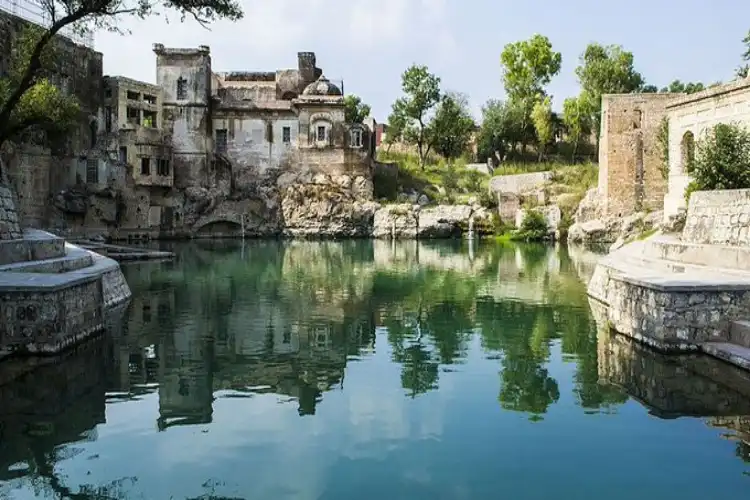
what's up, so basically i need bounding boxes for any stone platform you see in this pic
[0,229,131,359]
[588,189,750,372]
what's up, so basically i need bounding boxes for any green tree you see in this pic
[500,34,562,102]
[0,25,80,153]
[691,123,750,192]
[561,95,592,161]
[574,43,644,151]
[0,0,243,155]
[343,94,371,124]
[737,30,750,79]
[659,80,705,94]
[428,92,475,163]
[476,99,531,165]
[383,106,407,153]
[500,34,561,157]
[640,84,658,93]
[388,64,441,168]
[530,96,553,160]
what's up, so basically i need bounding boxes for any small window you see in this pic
[140,157,151,175]
[316,125,326,142]
[104,87,112,98]
[126,107,140,126]
[119,146,127,163]
[89,120,97,148]
[104,107,112,133]
[216,129,228,154]
[143,94,157,104]
[86,158,98,184]
[349,128,363,148]
[157,159,171,176]
[126,90,140,101]
[282,126,291,143]
[143,110,157,128]
[176,77,187,100]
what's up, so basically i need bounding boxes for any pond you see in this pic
[0,240,749,499]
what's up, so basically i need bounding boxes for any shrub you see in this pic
[692,123,750,191]
[513,209,549,241]
[684,180,700,205]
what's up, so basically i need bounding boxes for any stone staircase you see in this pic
[0,229,131,359]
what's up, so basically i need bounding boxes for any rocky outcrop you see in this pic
[372,203,494,239]
[568,210,663,249]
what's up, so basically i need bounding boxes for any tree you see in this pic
[640,84,658,93]
[500,34,561,158]
[428,92,475,163]
[659,80,705,94]
[737,30,750,79]
[500,34,562,102]
[574,43,644,151]
[530,96,553,161]
[476,99,530,164]
[561,96,592,161]
[0,25,80,154]
[0,0,243,154]
[388,64,441,168]
[343,94,371,124]
[691,123,750,191]
[383,107,406,153]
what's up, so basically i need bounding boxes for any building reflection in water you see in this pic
[597,326,750,463]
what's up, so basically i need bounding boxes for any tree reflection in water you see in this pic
[3,239,749,496]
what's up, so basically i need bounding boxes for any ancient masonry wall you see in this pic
[598,93,675,218]
[683,189,750,246]
[0,9,103,228]
[0,186,21,239]
[664,79,750,219]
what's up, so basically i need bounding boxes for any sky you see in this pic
[94,0,750,121]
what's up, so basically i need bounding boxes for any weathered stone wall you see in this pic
[598,93,673,218]
[664,80,750,219]
[488,171,552,195]
[682,189,750,246]
[0,9,103,227]
[0,185,21,239]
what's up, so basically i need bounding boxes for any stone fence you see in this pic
[488,171,552,195]
[683,189,750,246]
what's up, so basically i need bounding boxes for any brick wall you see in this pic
[599,93,674,217]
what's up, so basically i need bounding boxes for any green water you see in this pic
[1,240,749,499]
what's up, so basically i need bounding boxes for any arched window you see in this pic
[349,127,363,148]
[176,77,187,100]
[311,120,332,146]
[681,131,695,174]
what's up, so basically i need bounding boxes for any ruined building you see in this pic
[592,78,750,223]
[1,6,376,239]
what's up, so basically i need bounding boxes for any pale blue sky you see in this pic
[96,0,749,120]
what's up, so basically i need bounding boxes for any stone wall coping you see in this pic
[0,270,98,292]
[619,274,750,293]
[666,78,750,110]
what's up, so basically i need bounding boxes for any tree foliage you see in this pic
[476,99,531,164]
[0,25,80,148]
[659,80,705,94]
[530,96,553,160]
[500,34,562,102]
[343,94,371,124]
[388,65,441,167]
[560,96,592,161]
[691,123,750,191]
[574,43,643,146]
[428,92,475,162]
[737,30,750,79]
[0,0,244,152]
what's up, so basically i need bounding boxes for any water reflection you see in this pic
[0,240,749,498]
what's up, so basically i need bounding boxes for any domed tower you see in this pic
[294,75,345,150]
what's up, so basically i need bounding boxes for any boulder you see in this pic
[372,204,419,238]
[418,205,473,238]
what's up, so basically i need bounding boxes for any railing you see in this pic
[0,0,94,48]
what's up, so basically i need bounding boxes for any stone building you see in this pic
[2,5,377,239]
[594,78,750,224]
[663,79,750,220]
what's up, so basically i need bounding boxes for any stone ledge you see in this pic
[0,245,93,273]
[645,236,750,272]
[0,231,65,266]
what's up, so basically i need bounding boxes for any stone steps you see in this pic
[643,236,750,272]
[729,320,750,348]
[0,248,93,274]
[701,342,750,372]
